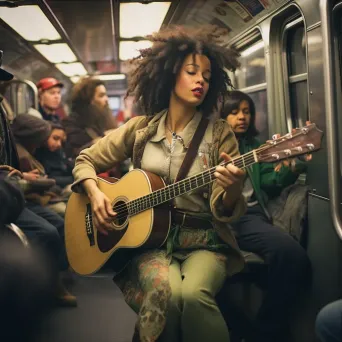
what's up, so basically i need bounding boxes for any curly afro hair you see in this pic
[126,25,240,117]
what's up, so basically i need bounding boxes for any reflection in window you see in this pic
[248,90,269,142]
[284,20,308,130]
[287,25,306,75]
[235,41,266,88]
[289,81,308,128]
[234,38,268,140]
[108,96,121,111]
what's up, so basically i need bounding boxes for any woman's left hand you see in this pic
[214,152,245,192]
[272,120,312,172]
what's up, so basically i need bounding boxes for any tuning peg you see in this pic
[306,143,314,150]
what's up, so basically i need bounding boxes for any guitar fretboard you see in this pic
[126,150,259,216]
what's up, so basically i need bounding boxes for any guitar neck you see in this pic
[125,123,323,216]
[127,150,259,216]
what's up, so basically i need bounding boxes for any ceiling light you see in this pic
[70,76,81,84]
[34,43,77,63]
[56,63,87,77]
[0,5,61,41]
[120,40,152,61]
[120,2,171,38]
[97,74,126,81]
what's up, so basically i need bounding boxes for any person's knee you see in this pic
[316,301,342,340]
[182,284,214,309]
[0,238,54,340]
[271,238,311,277]
[41,222,62,247]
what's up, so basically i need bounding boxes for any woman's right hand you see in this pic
[88,187,117,235]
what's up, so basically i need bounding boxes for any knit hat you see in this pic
[12,114,51,147]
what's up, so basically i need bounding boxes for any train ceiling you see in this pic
[0,0,289,94]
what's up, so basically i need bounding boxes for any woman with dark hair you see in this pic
[35,123,73,189]
[72,25,246,342]
[221,90,258,139]
[221,90,311,342]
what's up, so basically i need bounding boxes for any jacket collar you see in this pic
[148,110,202,149]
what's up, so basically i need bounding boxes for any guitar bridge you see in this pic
[85,204,95,246]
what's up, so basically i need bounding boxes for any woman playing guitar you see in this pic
[71,26,246,342]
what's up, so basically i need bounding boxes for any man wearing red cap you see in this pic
[36,77,63,123]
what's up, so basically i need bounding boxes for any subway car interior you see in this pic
[0,0,342,341]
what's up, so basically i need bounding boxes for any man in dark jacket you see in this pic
[0,52,76,306]
[221,91,311,342]
[0,51,54,341]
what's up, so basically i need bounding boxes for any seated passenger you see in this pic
[63,77,117,159]
[35,123,73,191]
[0,167,54,341]
[316,299,342,342]
[221,91,311,342]
[37,77,64,123]
[72,26,246,342]
[0,52,76,307]
[0,53,54,341]
[11,114,68,216]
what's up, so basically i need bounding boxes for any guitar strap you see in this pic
[174,116,209,183]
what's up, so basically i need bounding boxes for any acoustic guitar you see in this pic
[65,123,323,275]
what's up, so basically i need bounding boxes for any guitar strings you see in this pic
[111,153,259,221]
[109,129,312,220]
[110,146,298,220]
[110,151,258,217]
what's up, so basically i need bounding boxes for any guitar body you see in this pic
[65,169,171,275]
[65,122,324,276]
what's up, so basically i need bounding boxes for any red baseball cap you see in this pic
[37,77,64,91]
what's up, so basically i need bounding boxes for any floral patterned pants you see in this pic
[115,248,230,342]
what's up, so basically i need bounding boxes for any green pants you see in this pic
[159,250,229,342]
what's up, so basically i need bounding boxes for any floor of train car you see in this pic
[36,273,137,342]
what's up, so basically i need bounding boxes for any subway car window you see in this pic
[289,81,308,128]
[235,39,268,142]
[287,25,306,75]
[284,20,308,129]
[333,4,342,173]
[235,41,266,88]
[248,90,268,140]
[109,96,121,115]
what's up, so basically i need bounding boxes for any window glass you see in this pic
[108,97,121,111]
[333,8,342,175]
[248,90,269,141]
[287,25,307,76]
[235,41,266,88]
[289,81,308,128]
[285,21,308,129]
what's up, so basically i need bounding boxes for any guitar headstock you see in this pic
[257,123,323,163]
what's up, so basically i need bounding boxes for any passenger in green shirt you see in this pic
[221,91,311,342]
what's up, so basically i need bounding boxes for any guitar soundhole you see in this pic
[111,200,128,230]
